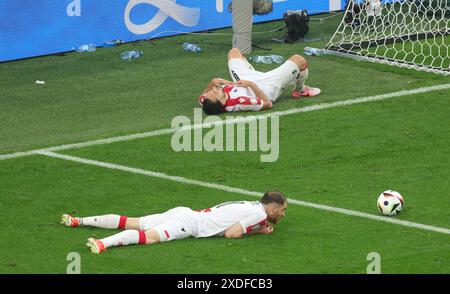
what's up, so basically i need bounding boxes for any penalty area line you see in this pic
[37,150,450,235]
[1,83,450,161]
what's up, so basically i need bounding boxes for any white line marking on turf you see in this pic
[1,83,449,161]
[38,150,450,235]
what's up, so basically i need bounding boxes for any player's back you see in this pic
[196,200,267,238]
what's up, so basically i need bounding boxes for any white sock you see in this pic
[295,68,309,91]
[101,230,146,248]
[80,214,126,229]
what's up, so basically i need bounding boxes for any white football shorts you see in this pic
[228,58,300,102]
[139,207,199,242]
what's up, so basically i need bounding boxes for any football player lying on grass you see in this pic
[199,48,321,114]
[62,191,287,254]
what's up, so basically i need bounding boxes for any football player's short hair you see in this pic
[202,97,222,115]
[261,191,286,205]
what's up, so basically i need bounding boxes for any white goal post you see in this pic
[325,0,450,76]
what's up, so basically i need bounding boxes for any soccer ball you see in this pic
[366,0,382,17]
[377,190,404,216]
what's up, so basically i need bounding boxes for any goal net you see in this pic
[326,0,450,75]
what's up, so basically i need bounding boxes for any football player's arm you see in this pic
[201,78,232,95]
[224,211,270,238]
[234,80,272,110]
[224,223,273,238]
[212,78,232,86]
[253,223,273,234]
[224,223,245,239]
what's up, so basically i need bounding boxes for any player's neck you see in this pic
[219,90,228,104]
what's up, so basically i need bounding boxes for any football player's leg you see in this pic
[87,223,189,254]
[228,48,255,78]
[289,55,308,91]
[61,214,129,229]
[87,229,149,254]
[242,56,255,71]
[127,207,191,230]
[138,207,187,231]
[227,48,256,71]
[228,48,244,60]
[149,208,197,243]
[86,209,195,253]
[288,55,320,98]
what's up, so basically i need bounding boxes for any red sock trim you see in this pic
[138,230,147,244]
[118,216,128,230]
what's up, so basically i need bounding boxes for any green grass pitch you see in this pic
[0,15,449,273]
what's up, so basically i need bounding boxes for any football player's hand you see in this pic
[258,223,273,234]
[213,78,232,86]
[234,80,255,88]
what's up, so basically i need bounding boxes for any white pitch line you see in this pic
[1,83,450,161]
[38,150,450,235]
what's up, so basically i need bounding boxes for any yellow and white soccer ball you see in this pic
[377,190,404,216]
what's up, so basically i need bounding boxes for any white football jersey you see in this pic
[196,201,268,238]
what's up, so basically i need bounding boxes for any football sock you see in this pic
[79,215,128,229]
[101,230,147,248]
[294,67,309,92]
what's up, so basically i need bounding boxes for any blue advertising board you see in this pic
[0,0,346,62]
